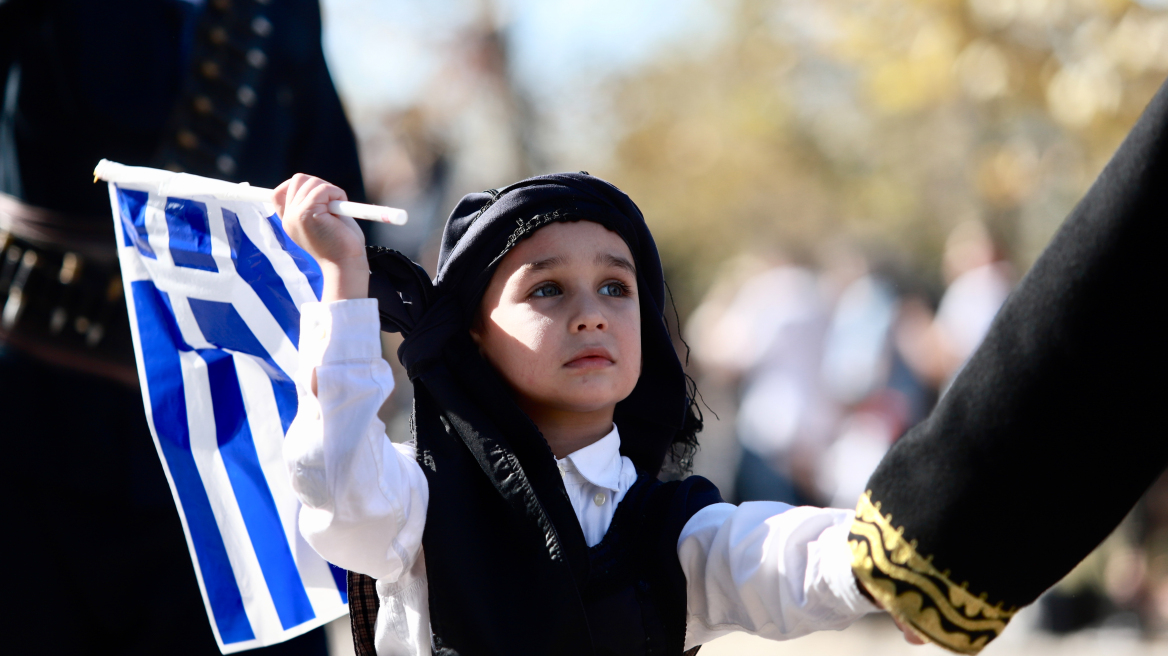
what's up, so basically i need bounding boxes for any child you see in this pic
[276,172,882,655]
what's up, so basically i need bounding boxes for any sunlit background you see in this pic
[316,1,1168,654]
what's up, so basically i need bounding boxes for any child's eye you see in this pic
[599,282,629,297]
[531,283,561,298]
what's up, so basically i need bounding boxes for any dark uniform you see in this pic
[0,1,365,652]
[849,77,1168,654]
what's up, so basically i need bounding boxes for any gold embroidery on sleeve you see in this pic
[849,492,1016,655]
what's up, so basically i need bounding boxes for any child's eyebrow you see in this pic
[597,253,636,275]
[523,256,566,272]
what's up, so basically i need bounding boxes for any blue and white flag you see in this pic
[105,164,347,653]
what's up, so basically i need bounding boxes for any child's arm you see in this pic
[677,502,877,648]
[276,175,429,582]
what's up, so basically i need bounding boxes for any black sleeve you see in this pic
[283,1,366,202]
[0,0,40,103]
[288,49,365,202]
[851,75,1168,654]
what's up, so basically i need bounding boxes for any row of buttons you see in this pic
[167,1,273,176]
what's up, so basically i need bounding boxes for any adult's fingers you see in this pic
[891,615,927,645]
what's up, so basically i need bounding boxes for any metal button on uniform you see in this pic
[237,85,257,107]
[247,48,267,69]
[251,16,273,37]
[594,493,606,506]
[314,405,321,420]
[193,95,213,114]
[316,324,328,341]
[177,130,198,149]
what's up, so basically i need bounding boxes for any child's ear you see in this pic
[468,311,485,349]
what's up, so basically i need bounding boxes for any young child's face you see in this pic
[471,221,642,418]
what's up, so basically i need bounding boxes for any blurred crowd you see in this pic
[685,219,1168,639]
[688,219,1011,508]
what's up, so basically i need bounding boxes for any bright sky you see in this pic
[320,0,724,110]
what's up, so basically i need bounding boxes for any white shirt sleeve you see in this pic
[283,298,429,583]
[679,502,877,649]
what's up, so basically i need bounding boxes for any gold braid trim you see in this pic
[849,492,1016,655]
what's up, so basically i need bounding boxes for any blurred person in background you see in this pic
[897,219,1013,390]
[816,252,932,510]
[690,244,934,510]
[689,251,837,506]
[0,0,363,652]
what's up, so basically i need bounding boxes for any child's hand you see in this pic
[273,174,369,301]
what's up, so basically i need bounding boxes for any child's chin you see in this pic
[554,389,634,413]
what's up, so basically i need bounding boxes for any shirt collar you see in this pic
[562,425,623,492]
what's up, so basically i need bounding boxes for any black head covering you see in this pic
[370,172,695,474]
[849,78,1168,653]
[361,172,701,654]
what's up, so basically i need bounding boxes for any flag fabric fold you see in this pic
[107,167,347,653]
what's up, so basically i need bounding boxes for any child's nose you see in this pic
[571,296,607,332]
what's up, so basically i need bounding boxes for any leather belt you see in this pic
[0,193,138,386]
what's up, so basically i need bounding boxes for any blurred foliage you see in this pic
[589,0,1168,312]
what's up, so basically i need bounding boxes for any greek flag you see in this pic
[105,166,347,652]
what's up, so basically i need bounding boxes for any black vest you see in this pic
[347,444,723,656]
[581,474,719,656]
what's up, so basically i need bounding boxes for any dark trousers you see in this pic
[0,345,327,655]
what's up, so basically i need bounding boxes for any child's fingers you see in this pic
[297,182,349,225]
[290,175,328,213]
[273,174,362,262]
[302,179,349,210]
[271,179,291,218]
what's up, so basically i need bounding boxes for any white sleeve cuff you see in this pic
[819,521,880,616]
[298,298,383,368]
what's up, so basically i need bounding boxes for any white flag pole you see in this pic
[94,159,408,225]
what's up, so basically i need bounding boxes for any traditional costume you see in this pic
[849,78,1168,653]
[285,173,878,655]
[0,1,362,652]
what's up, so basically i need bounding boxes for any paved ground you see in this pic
[698,615,1168,656]
[324,607,1168,655]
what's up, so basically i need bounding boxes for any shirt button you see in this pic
[315,324,328,341]
[313,405,321,420]
[594,493,606,506]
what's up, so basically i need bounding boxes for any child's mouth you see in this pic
[565,356,613,369]
[565,348,614,369]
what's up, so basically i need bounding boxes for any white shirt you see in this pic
[284,299,877,656]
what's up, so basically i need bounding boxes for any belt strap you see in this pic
[0,192,118,264]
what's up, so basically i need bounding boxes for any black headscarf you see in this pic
[362,172,702,654]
